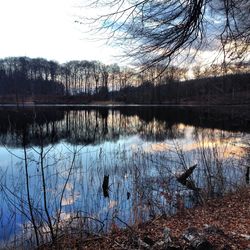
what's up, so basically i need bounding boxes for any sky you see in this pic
[1,0,246,69]
[0,0,121,64]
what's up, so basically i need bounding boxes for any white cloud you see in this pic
[0,0,121,64]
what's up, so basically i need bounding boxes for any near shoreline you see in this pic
[40,186,250,249]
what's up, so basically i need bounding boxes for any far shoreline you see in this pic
[0,102,249,107]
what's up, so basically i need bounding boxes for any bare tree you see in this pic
[83,0,250,68]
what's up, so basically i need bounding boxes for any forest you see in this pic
[0,0,250,247]
[0,56,249,104]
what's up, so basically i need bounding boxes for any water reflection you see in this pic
[0,106,249,248]
[0,106,249,148]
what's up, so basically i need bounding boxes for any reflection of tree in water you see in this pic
[0,108,65,147]
[138,121,185,141]
[0,107,185,147]
[0,106,249,148]
[0,124,81,247]
[118,106,250,133]
[0,108,248,247]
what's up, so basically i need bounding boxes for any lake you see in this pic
[0,105,249,248]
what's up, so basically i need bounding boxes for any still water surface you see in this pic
[0,106,249,246]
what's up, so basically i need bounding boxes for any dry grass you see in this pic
[39,186,250,249]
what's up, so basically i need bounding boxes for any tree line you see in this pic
[114,73,250,104]
[0,56,249,104]
[0,57,190,101]
[0,57,141,100]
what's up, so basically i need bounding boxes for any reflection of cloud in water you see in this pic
[64,183,73,191]
[143,143,171,153]
[59,183,80,206]
[0,108,249,246]
[61,195,79,206]
[60,212,72,221]
[102,200,118,213]
[130,144,140,151]
[142,134,246,160]
[183,138,246,159]
[108,200,118,209]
